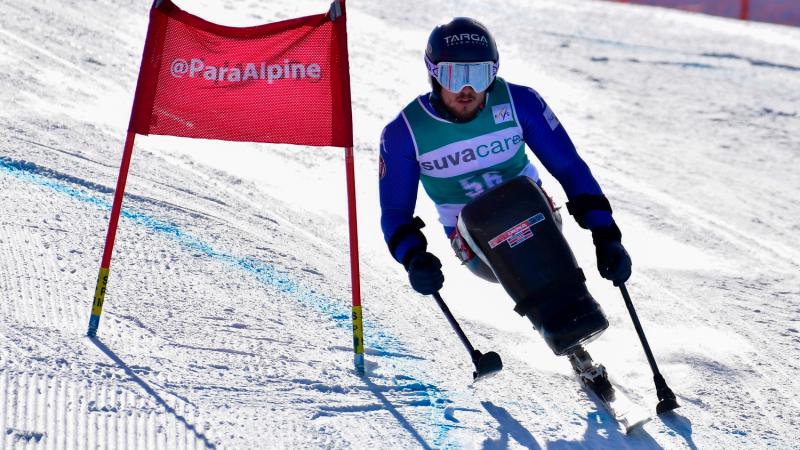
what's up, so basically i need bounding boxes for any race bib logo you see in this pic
[417,128,524,178]
[492,103,513,124]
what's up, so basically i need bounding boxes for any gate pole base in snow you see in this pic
[86,131,137,337]
[344,146,365,375]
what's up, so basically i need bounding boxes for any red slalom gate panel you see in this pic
[129,0,353,147]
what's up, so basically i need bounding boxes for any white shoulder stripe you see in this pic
[416,97,451,123]
[400,111,421,158]
[505,81,521,125]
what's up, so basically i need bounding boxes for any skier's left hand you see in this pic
[592,224,632,286]
[406,251,445,295]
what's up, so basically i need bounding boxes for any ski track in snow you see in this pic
[2,0,800,449]
[0,156,457,448]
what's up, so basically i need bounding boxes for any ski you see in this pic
[569,347,651,433]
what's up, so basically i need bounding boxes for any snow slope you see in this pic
[599,0,800,27]
[1,0,799,448]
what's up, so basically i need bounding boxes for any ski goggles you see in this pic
[425,54,499,93]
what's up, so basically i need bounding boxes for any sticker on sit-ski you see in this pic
[488,213,545,249]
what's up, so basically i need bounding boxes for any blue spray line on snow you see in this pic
[0,157,458,449]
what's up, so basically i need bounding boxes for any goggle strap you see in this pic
[425,54,439,78]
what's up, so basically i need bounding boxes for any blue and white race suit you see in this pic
[379,79,614,266]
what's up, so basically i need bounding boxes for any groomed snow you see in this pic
[1,0,799,449]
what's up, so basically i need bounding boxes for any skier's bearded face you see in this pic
[441,86,486,121]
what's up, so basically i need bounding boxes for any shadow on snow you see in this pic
[89,337,218,449]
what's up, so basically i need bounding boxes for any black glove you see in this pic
[592,224,632,286]
[405,251,444,295]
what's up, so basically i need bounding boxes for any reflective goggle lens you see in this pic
[426,56,498,93]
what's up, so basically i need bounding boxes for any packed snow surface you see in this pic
[1,0,799,449]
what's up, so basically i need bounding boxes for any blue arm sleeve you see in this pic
[379,114,426,266]
[509,83,613,229]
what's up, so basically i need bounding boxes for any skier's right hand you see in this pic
[406,251,444,295]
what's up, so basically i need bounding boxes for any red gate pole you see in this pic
[740,0,750,20]
[344,146,365,375]
[87,131,137,337]
[331,0,364,375]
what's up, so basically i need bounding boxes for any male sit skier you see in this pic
[378,18,632,378]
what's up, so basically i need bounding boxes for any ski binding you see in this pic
[569,347,651,433]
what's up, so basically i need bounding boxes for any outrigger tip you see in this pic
[472,350,503,380]
[656,390,680,414]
